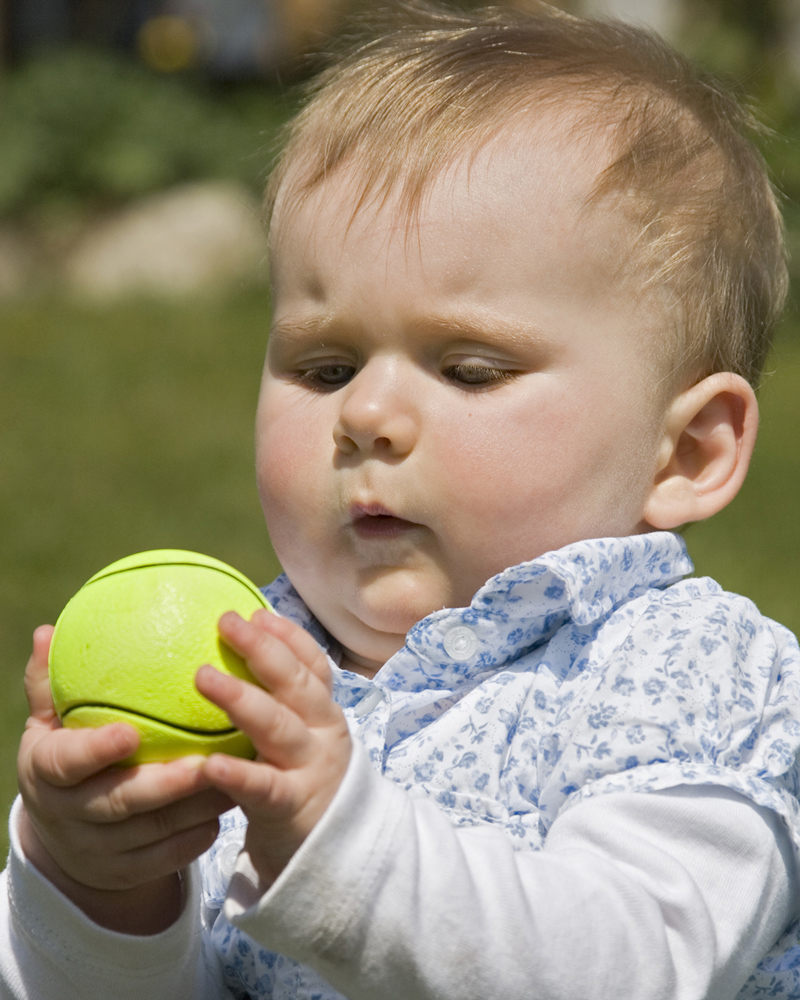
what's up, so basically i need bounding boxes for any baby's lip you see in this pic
[349,502,421,538]
[350,502,400,519]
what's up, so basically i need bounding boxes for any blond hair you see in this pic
[266,2,788,390]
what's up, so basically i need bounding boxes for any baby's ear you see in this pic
[643,372,758,530]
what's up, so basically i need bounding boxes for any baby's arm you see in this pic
[224,745,798,1000]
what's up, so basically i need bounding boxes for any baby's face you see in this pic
[257,132,670,674]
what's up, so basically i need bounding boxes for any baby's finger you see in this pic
[118,818,223,890]
[250,610,333,690]
[203,753,294,819]
[81,787,233,854]
[59,819,225,890]
[45,813,224,894]
[75,754,229,822]
[195,664,311,768]
[23,722,140,789]
[23,625,57,724]
[218,613,335,723]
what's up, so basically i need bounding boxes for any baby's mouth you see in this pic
[350,503,419,539]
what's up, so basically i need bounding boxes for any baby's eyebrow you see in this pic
[269,316,336,343]
[268,312,555,352]
[413,312,554,351]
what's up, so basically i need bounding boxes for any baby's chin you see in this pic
[335,604,418,669]
[350,568,462,630]
[294,559,483,669]
[313,585,445,673]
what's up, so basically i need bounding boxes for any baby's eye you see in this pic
[443,363,518,388]
[294,364,356,390]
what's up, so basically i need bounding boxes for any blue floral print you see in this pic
[201,532,800,999]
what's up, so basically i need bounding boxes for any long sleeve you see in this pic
[0,797,229,1000]
[226,740,799,1000]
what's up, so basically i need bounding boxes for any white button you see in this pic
[443,626,478,661]
[219,841,241,879]
[354,687,384,718]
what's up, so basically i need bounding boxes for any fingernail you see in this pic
[178,754,207,771]
[109,724,138,754]
[208,755,230,780]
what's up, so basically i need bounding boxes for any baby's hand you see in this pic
[17,625,234,933]
[196,610,352,889]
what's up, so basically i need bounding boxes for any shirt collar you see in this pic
[260,573,329,645]
[469,531,693,628]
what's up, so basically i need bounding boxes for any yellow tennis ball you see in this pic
[48,549,273,766]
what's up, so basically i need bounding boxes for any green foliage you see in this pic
[0,47,293,217]
[675,4,800,205]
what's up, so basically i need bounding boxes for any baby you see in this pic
[3,4,800,999]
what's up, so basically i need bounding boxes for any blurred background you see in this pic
[1,0,798,856]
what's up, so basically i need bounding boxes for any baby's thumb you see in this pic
[24,625,57,723]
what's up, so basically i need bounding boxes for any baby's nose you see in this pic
[332,367,418,458]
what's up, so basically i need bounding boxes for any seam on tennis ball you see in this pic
[60,702,240,736]
[85,554,270,608]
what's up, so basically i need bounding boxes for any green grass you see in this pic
[1,294,798,862]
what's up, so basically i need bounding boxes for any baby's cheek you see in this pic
[257,397,312,488]
[256,443,307,549]
[434,411,558,505]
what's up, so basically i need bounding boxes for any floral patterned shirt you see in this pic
[201,531,800,999]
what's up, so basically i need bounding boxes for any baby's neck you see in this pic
[338,649,383,680]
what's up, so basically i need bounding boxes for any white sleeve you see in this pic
[0,797,229,1000]
[226,741,799,1000]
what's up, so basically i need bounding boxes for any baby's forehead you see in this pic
[269,118,654,355]
[272,112,623,252]
[269,120,670,387]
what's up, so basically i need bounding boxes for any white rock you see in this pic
[64,181,267,299]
